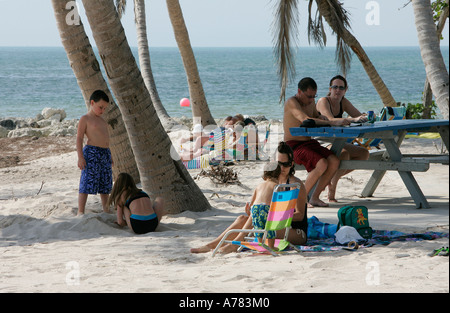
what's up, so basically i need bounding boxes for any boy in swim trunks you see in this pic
[283,77,349,207]
[76,90,112,215]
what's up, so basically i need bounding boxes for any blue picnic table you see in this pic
[290,119,449,208]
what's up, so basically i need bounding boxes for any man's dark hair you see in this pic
[298,77,317,92]
[90,90,110,103]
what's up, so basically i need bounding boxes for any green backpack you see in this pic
[337,206,373,239]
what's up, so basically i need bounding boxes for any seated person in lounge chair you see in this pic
[224,117,260,158]
[223,114,256,128]
[179,124,211,161]
[190,141,308,254]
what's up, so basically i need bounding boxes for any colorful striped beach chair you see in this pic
[228,124,271,161]
[182,124,271,168]
[212,183,302,257]
[182,127,230,169]
[257,124,271,160]
[182,154,211,169]
[209,127,231,165]
[181,132,214,169]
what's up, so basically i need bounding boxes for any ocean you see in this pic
[0,46,448,120]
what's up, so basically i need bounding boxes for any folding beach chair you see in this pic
[212,183,302,257]
[256,124,271,160]
[229,124,270,161]
[209,127,231,165]
[181,132,214,169]
[182,154,211,169]
[182,127,233,169]
[353,106,406,149]
[230,127,248,161]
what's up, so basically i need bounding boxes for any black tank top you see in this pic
[286,177,308,234]
[322,97,344,118]
[125,191,149,209]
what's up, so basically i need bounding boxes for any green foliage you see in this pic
[431,0,449,22]
[405,101,438,119]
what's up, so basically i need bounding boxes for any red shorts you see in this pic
[286,139,334,172]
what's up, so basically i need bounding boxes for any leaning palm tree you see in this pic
[51,0,139,182]
[412,0,449,119]
[422,0,448,118]
[166,0,216,127]
[116,0,179,131]
[273,0,397,107]
[81,0,210,213]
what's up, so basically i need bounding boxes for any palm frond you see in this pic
[321,0,352,75]
[115,0,127,19]
[318,9,327,46]
[308,0,326,47]
[324,0,351,32]
[271,0,300,104]
[335,36,352,75]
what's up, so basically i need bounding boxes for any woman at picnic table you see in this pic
[315,75,370,203]
[190,141,308,254]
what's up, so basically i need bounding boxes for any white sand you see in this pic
[0,129,448,293]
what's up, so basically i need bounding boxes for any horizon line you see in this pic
[1,45,449,48]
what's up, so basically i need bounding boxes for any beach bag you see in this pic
[337,206,373,239]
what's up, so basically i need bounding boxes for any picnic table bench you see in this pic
[290,119,449,209]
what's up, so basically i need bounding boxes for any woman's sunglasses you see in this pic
[278,161,292,167]
[330,85,346,90]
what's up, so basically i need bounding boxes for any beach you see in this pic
[0,125,448,293]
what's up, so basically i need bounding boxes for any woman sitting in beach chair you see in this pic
[179,124,212,161]
[190,141,308,254]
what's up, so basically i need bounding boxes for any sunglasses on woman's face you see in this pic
[330,85,346,90]
[278,161,292,167]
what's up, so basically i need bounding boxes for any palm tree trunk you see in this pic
[51,0,139,182]
[422,78,433,118]
[133,0,179,131]
[166,0,216,127]
[412,0,449,119]
[315,0,397,107]
[422,0,449,118]
[81,0,210,213]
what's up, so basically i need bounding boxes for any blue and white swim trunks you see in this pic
[79,145,112,195]
[251,204,276,239]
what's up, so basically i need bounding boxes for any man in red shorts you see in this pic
[283,77,350,207]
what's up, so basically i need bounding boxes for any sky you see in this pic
[0,0,448,47]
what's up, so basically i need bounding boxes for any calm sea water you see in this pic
[0,46,448,120]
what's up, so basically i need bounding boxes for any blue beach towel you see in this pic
[307,216,338,239]
[295,216,449,252]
